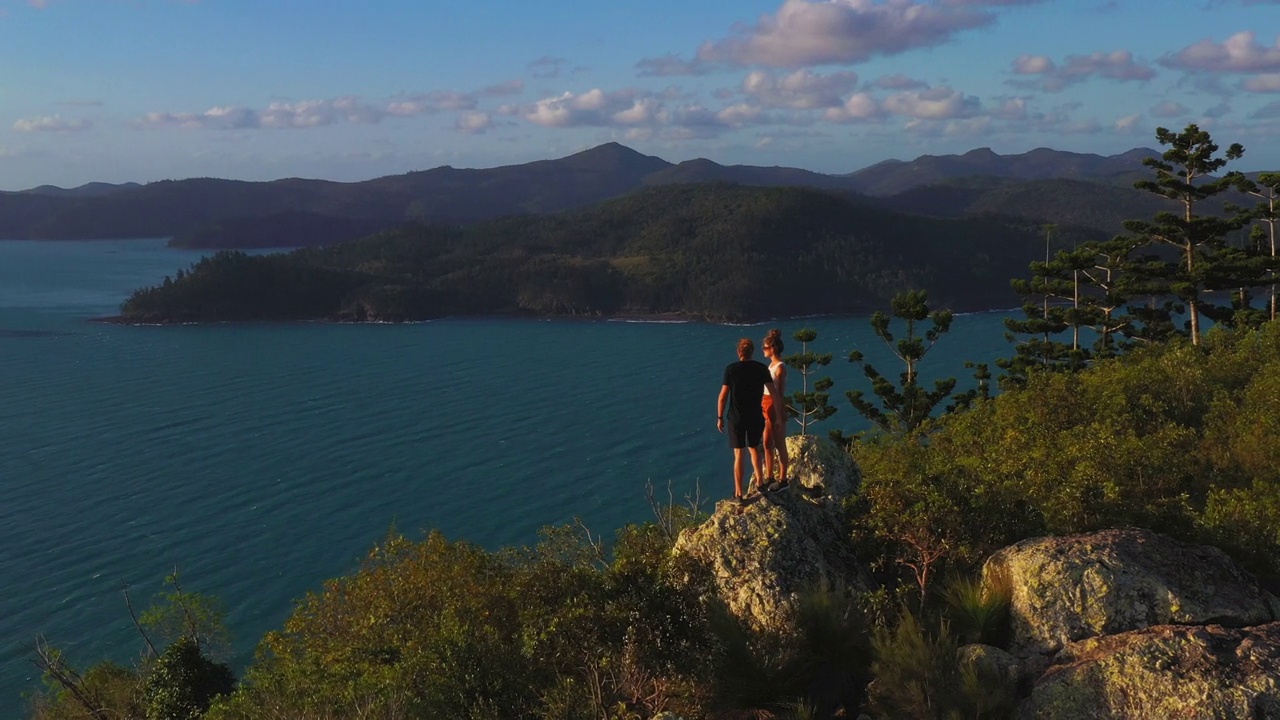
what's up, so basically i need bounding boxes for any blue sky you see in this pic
[2,0,1278,190]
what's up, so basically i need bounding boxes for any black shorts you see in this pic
[726,418,764,449]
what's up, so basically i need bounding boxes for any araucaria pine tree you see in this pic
[999,224,1082,382]
[784,328,837,436]
[1236,172,1280,322]
[1123,124,1250,346]
[847,290,957,435]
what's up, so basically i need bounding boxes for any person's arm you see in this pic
[717,385,729,433]
[771,364,787,426]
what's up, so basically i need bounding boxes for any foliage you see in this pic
[868,612,1012,720]
[703,583,870,720]
[140,571,231,657]
[142,638,235,720]
[28,660,141,720]
[784,328,837,436]
[846,290,958,435]
[1001,125,1274,377]
[850,432,1037,603]
[1234,172,1280,322]
[28,575,233,720]
[855,320,1280,593]
[119,183,1047,323]
[1123,124,1257,345]
[942,571,1011,647]
[208,524,714,720]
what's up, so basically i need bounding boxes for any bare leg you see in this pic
[733,448,746,498]
[748,445,764,491]
[775,421,790,482]
[762,422,776,481]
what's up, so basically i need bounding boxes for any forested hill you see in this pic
[877,176,1175,236]
[117,183,1089,324]
[1,143,1162,248]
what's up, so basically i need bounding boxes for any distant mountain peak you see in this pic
[848,145,1160,196]
[561,142,671,174]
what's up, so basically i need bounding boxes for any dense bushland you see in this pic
[31,125,1280,719]
[117,182,1059,323]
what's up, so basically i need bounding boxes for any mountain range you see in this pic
[1,143,1170,249]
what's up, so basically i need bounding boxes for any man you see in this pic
[716,337,780,505]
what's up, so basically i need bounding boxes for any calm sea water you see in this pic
[0,239,1012,713]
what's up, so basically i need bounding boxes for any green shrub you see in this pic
[942,571,1011,648]
[868,611,1011,720]
[143,637,235,720]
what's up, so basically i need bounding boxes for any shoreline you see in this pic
[90,305,1017,327]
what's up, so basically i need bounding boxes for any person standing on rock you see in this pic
[716,337,779,506]
[761,328,790,491]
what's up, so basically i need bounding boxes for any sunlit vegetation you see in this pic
[29,125,1280,719]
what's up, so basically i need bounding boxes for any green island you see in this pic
[31,126,1280,719]
[114,181,1075,324]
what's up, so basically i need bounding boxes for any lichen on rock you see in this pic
[1017,622,1280,719]
[673,435,864,632]
[985,528,1280,657]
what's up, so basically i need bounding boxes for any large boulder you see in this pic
[985,528,1280,656]
[784,433,860,500]
[673,435,863,632]
[1017,622,1280,719]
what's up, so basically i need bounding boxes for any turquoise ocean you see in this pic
[0,239,1013,713]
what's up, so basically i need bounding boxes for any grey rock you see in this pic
[784,433,860,500]
[1017,622,1280,719]
[959,643,1021,687]
[984,528,1278,656]
[674,435,864,632]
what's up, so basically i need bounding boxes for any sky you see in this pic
[1,0,1278,191]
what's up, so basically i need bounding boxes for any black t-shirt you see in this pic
[722,360,772,425]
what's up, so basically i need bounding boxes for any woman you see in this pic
[761,329,790,491]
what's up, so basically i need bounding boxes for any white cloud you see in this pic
[883,85,981,119]
[1009,49,1156,92]
[940,0,1045,5]
[13,115,91,133]
[1012,54,1054,74]
[524,89,660,128]
[1243,73,1280,92]
[1163,31,1280,73]
[695,0,995,68]
[823,92,882,122]
[455,112,493,134]
[992,97,1029,120]
[612,97,665,125]
[1115,113,1143,131]
[138,91,489,130]
[741,69,860,108]
[1151,101,1188,118]
[716,103,766,126]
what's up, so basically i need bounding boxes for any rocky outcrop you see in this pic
[1017,622,1280,719]
[673,435,863,632]
[984,528,1280,656]
[784,433,860,499]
